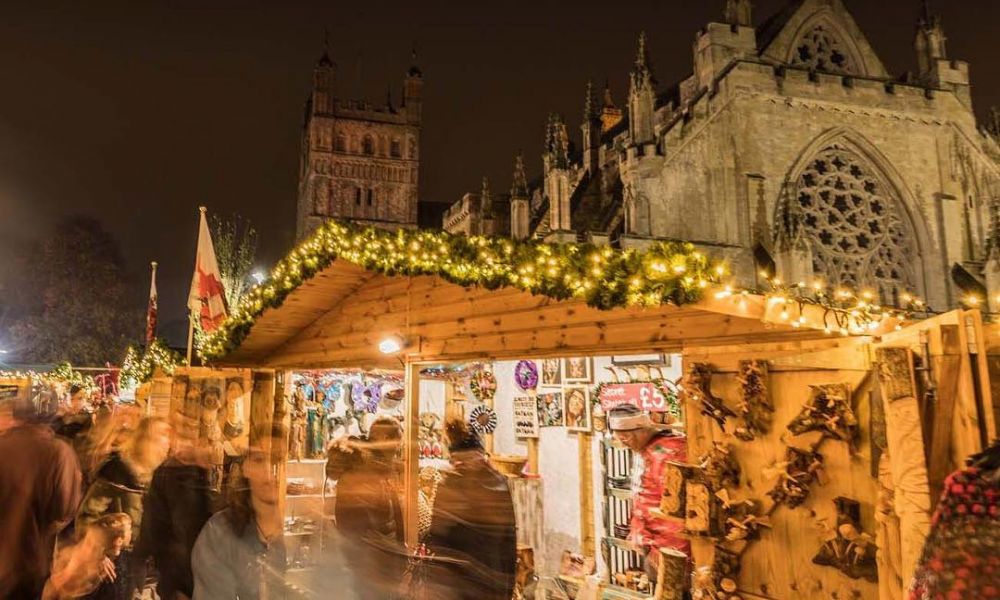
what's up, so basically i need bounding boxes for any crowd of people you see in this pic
[0,387,518,600]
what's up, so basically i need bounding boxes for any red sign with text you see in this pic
[598,382,669,412]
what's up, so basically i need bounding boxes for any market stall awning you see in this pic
[203,221,902,370]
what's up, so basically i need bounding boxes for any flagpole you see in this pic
[186,311,195,365]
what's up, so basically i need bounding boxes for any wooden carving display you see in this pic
[684,363,737,431]
[654,547,689,600]
[685,481,724,537]
[719,495,771,543]
[698,443,741,490]
[692,547,742,599]
[812,497,878,582]
[766,446,825,508]
[786,383,858,445]
[288,387,307,461]
[660,461,696,517]
[734,360,773,441]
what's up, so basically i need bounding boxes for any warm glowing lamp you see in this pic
[378,335,406,355]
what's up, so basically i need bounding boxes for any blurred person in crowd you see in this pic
[134,409,219,600]
[334,418,406,600]
[54,384,94,441]
[191,427,286,599]
[421,418,517,600]
[608,404,688,578]
[45,513,132,600]
[76,405,141,485]
[77,417,171,599]
[0,395,83,599]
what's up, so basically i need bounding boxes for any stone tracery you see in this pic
[790,23,856,75]
[781,143,918,301]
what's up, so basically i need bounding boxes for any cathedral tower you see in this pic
[295,42,423,239]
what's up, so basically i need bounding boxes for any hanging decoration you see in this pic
[470,368,497,402]
[697,443,741,490]
[787,383,859,446]
[733,360,772,442]
[683,363,736,431]
[812,497,878,582]
[469,404,498,434]
[766,446,826,509]
[514,360,539,391]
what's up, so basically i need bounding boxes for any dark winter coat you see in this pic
[76,452,145,534]
[133,458,218,600]
[425,450,517,600]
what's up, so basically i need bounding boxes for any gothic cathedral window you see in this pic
[363,135,375,155]
[335,134,346,152]
[790,23,855,75]
[785,143,917,302]
[355,187,363,206]
[391,139,401,158]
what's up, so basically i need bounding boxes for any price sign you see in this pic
[598,382,668,412]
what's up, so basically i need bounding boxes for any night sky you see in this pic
[1,0,997,346]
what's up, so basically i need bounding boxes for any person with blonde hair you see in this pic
[75,417,170,599]
[45,513,132,600]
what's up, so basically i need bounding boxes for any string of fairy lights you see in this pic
[119,339,185,389]
[199,219,927,361]
[0,362,98,391]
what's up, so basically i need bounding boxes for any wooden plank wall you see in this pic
[683,339,880,600]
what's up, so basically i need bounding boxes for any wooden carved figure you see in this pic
[734,360,773,441]
[685,480,724,537]
[787,383,858,446]
[812,497,878,582]
[719,495,771,543]
[766,446,826,508]
[698,443,741,489]
[288,386,307,461]
[683,363,737,431]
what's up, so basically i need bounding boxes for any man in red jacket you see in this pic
[609,405,688,577]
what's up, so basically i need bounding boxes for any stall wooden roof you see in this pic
[213,259,828,370]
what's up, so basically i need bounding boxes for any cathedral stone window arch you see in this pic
[779,142,918,302]
[335,134,346,152]
[390,138,401,158]
[363,135,375,155]
[789,21,857,75]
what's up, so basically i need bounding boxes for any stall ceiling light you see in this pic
[378,335,405,355]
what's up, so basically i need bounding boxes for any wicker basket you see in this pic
[490,454,528,477]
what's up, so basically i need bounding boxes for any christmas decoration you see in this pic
[514,360,538,391]
[812,497,878,582]
[120,339,185,390]
[469,404,498,434]
[199,220,920,361]
[683,363,736,431]
[787,383,858,446]
[469,368,497,402]
[766,446,826,508]
[0,362,97,392]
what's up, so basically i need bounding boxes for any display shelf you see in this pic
[287,493,324,499]
[287,458,327,464]
[606,487,632,501]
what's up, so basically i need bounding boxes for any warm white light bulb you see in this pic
[378,335,404,354]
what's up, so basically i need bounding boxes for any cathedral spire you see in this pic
[628,32,656,146]
[915,0,947,76]
[480,176,493,217]
[318,28,333,66]
[724,0,753,27]
[583,79,599,123]
[511,152,529,199]
[550,114,570,169]
[603,79,615,109]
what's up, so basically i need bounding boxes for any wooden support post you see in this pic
[875,347,932,591]
[654,548,688,600]
[403,361,421,549]
[526,438,539,475]
[927,325,961,503]
[578,432,595,559]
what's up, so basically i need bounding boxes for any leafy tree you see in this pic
[9,216,138,365]
[209,213,258,310]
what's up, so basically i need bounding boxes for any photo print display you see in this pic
[537,391,564,427]
[540,358,562,386]
[563,386,592,432]
[563,357,593,383]
[513,395,540,438]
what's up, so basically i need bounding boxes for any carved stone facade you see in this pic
[296,49,423,239]
[443,0,1000,311]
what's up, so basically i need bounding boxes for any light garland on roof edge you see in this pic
[198,220,924,361]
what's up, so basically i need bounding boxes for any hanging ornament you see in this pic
[469,404,498,434]
[470,369,497,402]
[514,360,539,391]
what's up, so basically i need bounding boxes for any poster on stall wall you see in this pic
[513,395,539,438]
[563,386,592,432]
[170,370,252,461]
[598,382,670,412]
[537,391,564,427]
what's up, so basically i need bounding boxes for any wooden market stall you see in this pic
[201,223,997,600]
